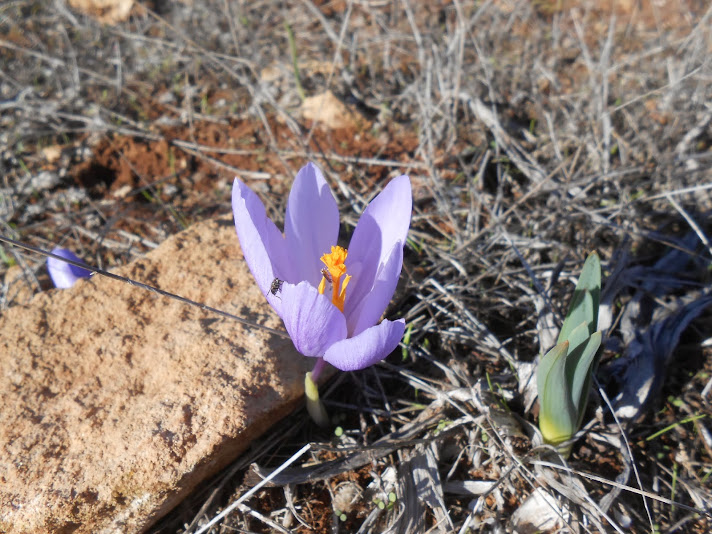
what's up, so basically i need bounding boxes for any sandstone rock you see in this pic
[0,216,316,533]
[68,0,134,24]
[2,264,39,306]
[301,91,370,130]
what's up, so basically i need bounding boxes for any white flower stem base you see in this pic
[305,371,329,427]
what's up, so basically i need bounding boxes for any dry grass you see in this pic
[1,0,712,532]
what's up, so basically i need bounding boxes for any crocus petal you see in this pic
[284,163,339,286]
[344,175,411,318]
[323,318,405,371]
[280,281,347,357]
[347,242,404,336]
[47,248,92,289]
[232,178,291,312]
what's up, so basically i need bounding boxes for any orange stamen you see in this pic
[319,246,350,312]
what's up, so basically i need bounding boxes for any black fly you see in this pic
[268,278,284,298]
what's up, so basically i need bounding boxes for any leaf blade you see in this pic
[557,252,601,343]
[538,341,577,445]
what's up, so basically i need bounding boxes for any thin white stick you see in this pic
[665,193,712,259]
[193,443,312,534]
[531,460,711,517]
[597,382,654,529]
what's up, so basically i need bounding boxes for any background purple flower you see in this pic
[47,248,92,289]
[232,162,411,372]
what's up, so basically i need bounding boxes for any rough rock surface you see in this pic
[0,216,314,533]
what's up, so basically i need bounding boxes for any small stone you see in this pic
[41,146,63,164]
[301,91,370,130]
[27,171,60,192]
[68,0,134,24]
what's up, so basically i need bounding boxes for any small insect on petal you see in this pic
[320,268,333,285]
[268,278,284,298]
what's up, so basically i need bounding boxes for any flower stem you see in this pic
[311,357,327,382]
[305,371,329,427]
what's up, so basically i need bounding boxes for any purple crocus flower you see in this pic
[47,248,92,289]
[232,162,411,376]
